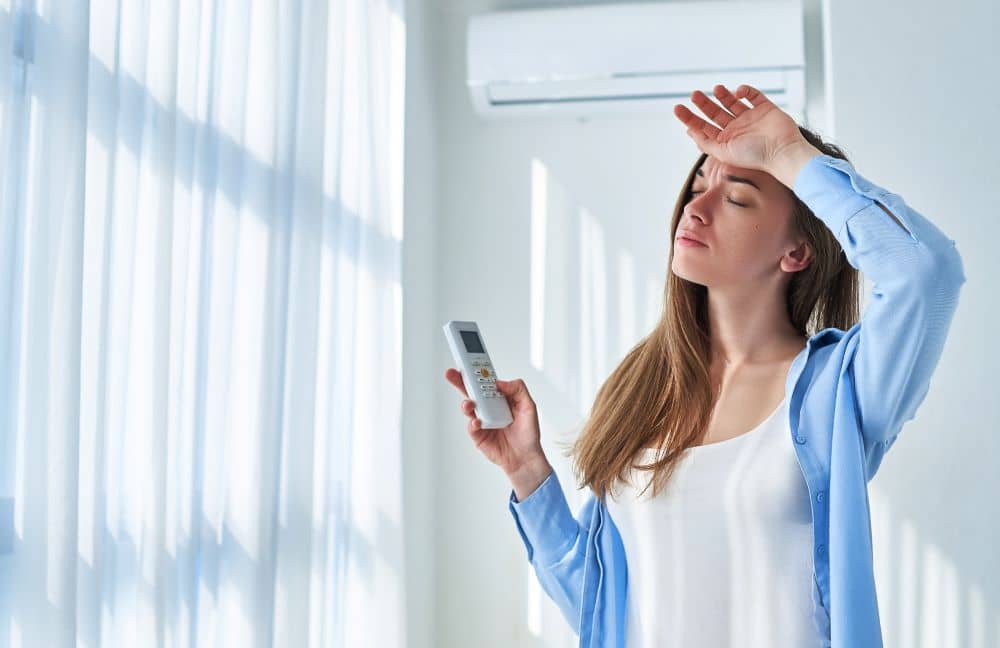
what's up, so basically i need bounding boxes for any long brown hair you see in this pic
[558,125,861,502]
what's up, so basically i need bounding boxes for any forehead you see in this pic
[695,158,767,183]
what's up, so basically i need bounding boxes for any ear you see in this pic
[781,239,813,273]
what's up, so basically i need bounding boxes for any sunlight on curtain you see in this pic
[0,0,406,646]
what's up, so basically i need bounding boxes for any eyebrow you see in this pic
[695,168,761,192]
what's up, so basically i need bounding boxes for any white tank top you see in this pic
[605,394,825,647]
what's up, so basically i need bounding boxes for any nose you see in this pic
[684,203,710,225]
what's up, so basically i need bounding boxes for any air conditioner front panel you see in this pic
[467,1,805,84]
[466,0,807,119]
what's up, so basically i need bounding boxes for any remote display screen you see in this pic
[461,330,485,354]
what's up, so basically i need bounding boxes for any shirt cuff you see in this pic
[507,469,580,566]
[792,153,878,238]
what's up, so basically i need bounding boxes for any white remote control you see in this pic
[442,320,514,429]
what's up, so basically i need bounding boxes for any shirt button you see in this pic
[816,491,825,503]
[795,434,807,444]
[817,544,825,556]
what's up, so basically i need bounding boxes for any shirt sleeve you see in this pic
[508,468,595,636]
[792,154,966,476]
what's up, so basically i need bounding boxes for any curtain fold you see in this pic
[0,0,406,646]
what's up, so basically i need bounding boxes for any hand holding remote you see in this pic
[444,368,552,499]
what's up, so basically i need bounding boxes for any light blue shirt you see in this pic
[507,153,966,647]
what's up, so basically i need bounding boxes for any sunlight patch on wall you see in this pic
[527,561,542,637]
[869,486,993,647]
[617,248,636,353]
[530,158,547,372]
[578,206,607,415]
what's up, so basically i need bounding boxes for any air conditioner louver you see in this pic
[467,1,806,121]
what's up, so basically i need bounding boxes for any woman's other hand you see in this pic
[673,84,817,185]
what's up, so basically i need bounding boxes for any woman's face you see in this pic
[671,156,810,288]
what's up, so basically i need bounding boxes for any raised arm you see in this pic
[787,147,966,476]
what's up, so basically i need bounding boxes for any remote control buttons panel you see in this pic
[470,359,500,398]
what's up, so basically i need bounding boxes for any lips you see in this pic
[676,230,708,247]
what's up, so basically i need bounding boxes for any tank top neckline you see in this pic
[641,393,789,455]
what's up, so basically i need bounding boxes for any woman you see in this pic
[444,84,965,647]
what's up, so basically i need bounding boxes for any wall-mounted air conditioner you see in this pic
[467,1,806,122]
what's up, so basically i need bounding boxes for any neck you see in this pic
[706,283,806,366]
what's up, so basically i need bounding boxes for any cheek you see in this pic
[749,222,774,246]
[728,221,766,249]
[721,222,779,266]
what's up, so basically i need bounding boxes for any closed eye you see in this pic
[689,190,748,208]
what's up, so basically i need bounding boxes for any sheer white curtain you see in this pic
[0,0,406,646]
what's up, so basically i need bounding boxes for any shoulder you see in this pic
[808,322,861,364]
[805,326,860,366]
[809,326,848,349]
[795,326,860,389]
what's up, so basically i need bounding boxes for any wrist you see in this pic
[508,453,553,502]
[769,139,823,190]
[509,452,551,479]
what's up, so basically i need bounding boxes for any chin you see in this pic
[671,259,711,287]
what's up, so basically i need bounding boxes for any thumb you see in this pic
[495,378,529,404]
[495,379,515,399]
[687,127,719,154]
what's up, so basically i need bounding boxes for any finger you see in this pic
[444,368,469,397]
[468,420,492,447]
[733,84,772,108]
[712,84,750,117]
[684,123,717,154]
[673,104,722,140]
[494,378,531,408]
[691,89,735,129]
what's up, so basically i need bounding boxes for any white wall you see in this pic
[404,0,1000,646]
[402,0,440,646]
[821,2,1000,647]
